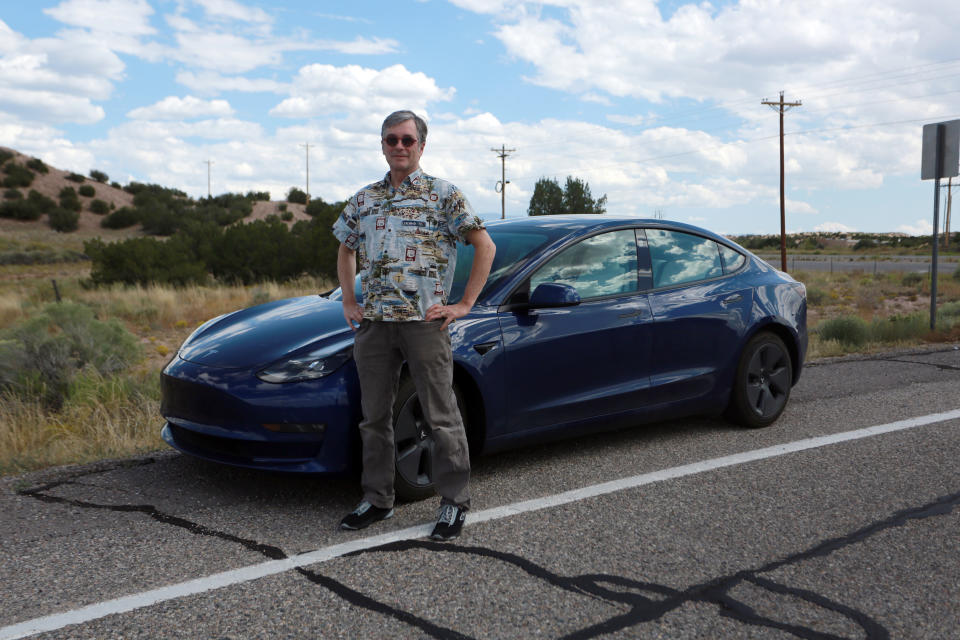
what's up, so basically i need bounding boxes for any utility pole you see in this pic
[300,142,312,202]
[762,91,802,272]
[945,177,952,248]
[491,144,515,219]
[203,160,213,198]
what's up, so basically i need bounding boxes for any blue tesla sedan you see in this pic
[161,215,807,500]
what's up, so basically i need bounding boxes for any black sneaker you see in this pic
[430,504,466,541]
[340,501,394,530]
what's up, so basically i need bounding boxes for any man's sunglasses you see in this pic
[383,135,419,148]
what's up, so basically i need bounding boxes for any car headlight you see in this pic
[256,340,353,383]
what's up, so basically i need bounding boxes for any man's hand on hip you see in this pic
[343,301,363,330]
[425,302,470,330]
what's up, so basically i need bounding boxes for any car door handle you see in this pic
[720,294,743,306]
[473,341,497,356]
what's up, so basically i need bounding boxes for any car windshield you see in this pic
[327,225,561,304]
[447,227,559,304]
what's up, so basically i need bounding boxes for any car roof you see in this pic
[484,215,732,245]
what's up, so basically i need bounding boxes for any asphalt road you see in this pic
[2,345,959,639]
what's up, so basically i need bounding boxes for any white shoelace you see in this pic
[437,504,458,526]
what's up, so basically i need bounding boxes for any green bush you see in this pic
[952,267,960,282]
[78,184,96,197]
[0,301,142,409]
[89,169,109,183]
[101,206,140,229]
[286,187,308,204]
[85,237,207,286]
[58,186,81,212]
[817,315,870,347]
[246,190,270,201]
[2,163,34,188]
[66,172,86,183]
[4,188,22,200]
[0,149,13,166]
[27,189,56,213]
[902,272,924,286]
[278,203,287,212]
[25,158,49,174]
[281,210,293,221]
[805,286,826,306]
[869,314,927,343]
[0,199,42,221]
[89,199,110,215]
[48,207,80,232]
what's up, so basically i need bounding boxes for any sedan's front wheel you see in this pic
[392,376,468,502]
[726,332,793,428]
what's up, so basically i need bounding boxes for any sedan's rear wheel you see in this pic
[392,376,468,502]
[727,332,793,428]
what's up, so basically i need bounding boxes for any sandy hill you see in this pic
[0,146,309,238]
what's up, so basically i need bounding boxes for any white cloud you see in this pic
[44,0,156,37]
[814,222,857,233]
[176,71,286,95]
[194,0,272,25]
[127,95,235,120]
[271,64,456,119]
[896,218,934,236]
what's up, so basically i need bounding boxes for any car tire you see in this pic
[392,375,469,502]
[726,332,793,429]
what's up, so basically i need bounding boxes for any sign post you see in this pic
[920,120,960,329]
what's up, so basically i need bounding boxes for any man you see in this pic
[332,110,495,541]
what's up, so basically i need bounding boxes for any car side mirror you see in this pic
[529,282,581,308]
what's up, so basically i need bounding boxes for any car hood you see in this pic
[178,295,352,369]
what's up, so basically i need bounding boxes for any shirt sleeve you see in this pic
[445,186,485,244]
[332,195,360,249]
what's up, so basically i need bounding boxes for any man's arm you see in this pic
[337,243,363,330]
[425,228,496,330]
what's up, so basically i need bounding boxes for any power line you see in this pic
[300,142,312,202]
[491,144,516,219]
[762,91,802,273]
[203,160,213,198]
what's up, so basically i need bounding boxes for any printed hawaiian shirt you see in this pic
[332,169,485,321]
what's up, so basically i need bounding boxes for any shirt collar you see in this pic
[383,168,423,191]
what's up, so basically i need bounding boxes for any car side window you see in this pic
[646,229,723,288]
[719,244,746,273]
[529,229,639,299]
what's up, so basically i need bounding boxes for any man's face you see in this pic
[381,119,424,178]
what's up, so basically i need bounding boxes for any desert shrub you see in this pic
[853,239,877,251]
[66,172,86,183]
[25,158,49,174]
[278,203,287,212]
[27,190,56,213]
[305,197,345,219]
[246,190,270,201]
[281,210,293,221]
[0,301,141,409]
[85,236,208,287]
[869,314,927,343]
[58,186,82,212]
[89,199,110,214]
[816,315,869,347]
[4,188,22,200]
[286,187,308,204]
[101,206,140,229]
[110,181,122,189]
[0,199,42,221]
[89,169,109,183]
[0,149,13,166]
[209,217,304,284]
[78,184,96,197]
[48,207,80,232]
[902,272,924,286]
[2,163,34,188]
[805,286,827,306]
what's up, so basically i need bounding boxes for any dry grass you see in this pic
[1,258,958,476]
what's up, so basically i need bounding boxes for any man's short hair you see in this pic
[381,110,427,143]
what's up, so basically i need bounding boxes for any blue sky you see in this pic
[2,0,959,235]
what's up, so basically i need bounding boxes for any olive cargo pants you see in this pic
[352,320,471,509]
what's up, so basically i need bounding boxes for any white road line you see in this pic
[4,408,960,640]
